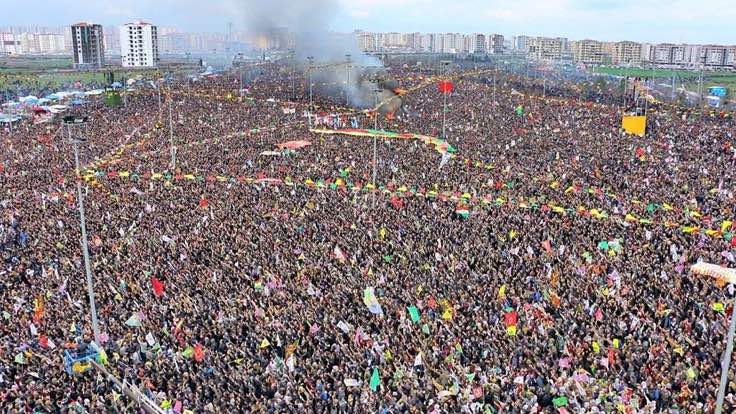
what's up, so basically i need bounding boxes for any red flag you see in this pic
[428,296,437,310]
[503,311,518,327]
[541,240,553,255]
[39,335,49,348]
[199,198,209,209]
[151,277,164,297]
[608,347,616,367]
[438,80,454,94]
[389,195,404,210]
[193,343,205,362]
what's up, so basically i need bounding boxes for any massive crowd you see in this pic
[1,60,736,413]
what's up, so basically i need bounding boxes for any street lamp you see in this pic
[372,88,381,207]
[307,56,314,127]
[64,115,102,348]
[345,54,352,106]
[441,61,451,141]
[168,87,176,172]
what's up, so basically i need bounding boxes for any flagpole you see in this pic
[372,89,379,207]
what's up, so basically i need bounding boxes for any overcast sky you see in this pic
[2,0,734,44]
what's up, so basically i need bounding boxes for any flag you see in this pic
[541,240,553,255]
[193,344,204,362]
[182,346,194,358]
[369,367,380,392]
[125,314,141,327]
[332,246,347,263]
[515,105,524,116]
[407,306,420,322]
[439,151,451,169]
[455,205,470,218]
[389,195,404,209]
[33,296,44,323]
[363,287,384,315]
[438,80,453,94]
[199,198,209,209]
[722,220,733,233]
[260,338,271,348]
[553,396,569,408]
[151,277,164,297]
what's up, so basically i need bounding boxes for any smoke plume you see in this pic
[232,0,401,111]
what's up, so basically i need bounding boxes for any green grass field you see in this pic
[591,66,736,96]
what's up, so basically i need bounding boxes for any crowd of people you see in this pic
[1,59,736,413]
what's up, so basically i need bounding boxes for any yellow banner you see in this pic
[622,115,646,137]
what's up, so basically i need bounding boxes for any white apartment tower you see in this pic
[120,21,160,67]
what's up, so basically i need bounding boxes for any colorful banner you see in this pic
[310,128,456,155]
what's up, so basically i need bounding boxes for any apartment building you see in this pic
[120,21,159,67]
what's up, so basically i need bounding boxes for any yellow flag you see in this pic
[498,284,507,299]
[722,221,733,233]
[509,230,517,239]
[379,228,386,240]
[506,325,517,336]
[613,338,620,349]
[260,338,270,348]
[592,341,600,353]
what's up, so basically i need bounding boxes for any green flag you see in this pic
[422,324,430,335]
[408,306,420,323]
[553,396,568,408]
[369,367,380,392]
[597,241,609,251]
[182,347,194,359]
[646,203,655,214]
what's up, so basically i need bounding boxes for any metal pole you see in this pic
[69,125,101,348]
[715,297,736,414]
[308,57,314,128]
[442,90,447,139]
[346,54,351,106]
[168,89,176,171]
[91,361,166,414]
[156,84,161,113]
[372,90,378,207]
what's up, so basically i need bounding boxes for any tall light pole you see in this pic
[307,56,314,128]
[345,54,352,106]
[441,61,450,141]
[372,89,380,207]
[64,116,101,348]
[168,87,176,171]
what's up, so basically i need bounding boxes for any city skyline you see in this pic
[1,0,734,45]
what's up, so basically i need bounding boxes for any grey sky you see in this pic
[1,0,734,44]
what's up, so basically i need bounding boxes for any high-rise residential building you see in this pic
[651,43,675,64]
[489,34,504,54]
[0,32,20,55]
[612,41,642,65]
[355,30,377,52]
[573,39,603,64]
[473,34,486,53]
[513,35,529,51]
[36,33,65,54]
[640,43,653,62]
[700,45,736,67]
[120,21,160,67]
[382,32,405,49]
[527,37,563,60]
[71,22,105,68]
[404,32,421,51]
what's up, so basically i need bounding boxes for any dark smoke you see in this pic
[233,0,402,111]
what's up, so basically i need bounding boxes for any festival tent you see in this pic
[85,89,105,96]
[47,105,68,114]
[70,99,87,106]
[0,114,22,123]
